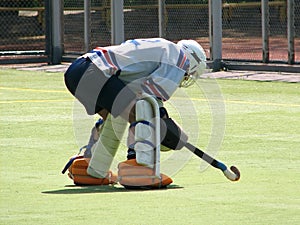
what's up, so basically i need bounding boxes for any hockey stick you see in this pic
[61,146,86,174]
[185,142,240,181]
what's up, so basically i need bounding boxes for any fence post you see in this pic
[159,0,167,38]
[84,0,91,52]
[48,0,63,64]
[262,0,269,63]
[45,0,51,63]
[287,0,295,64]
[111,0,124,45]
[209,0,223,71]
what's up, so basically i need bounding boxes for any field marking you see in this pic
[1,97,298,108]
[226,99,300,107]
[0,99,73,104]
[0,86,299,107]
[0,86,67,93]
[0,86,71,104]
[189,97,300,107]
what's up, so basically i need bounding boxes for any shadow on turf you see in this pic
[42,184,183,194]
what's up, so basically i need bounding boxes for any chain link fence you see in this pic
[0,0,46,62]
[62,0,210,59]
[124,0,159,40]
[223,0,300,62]
[63,0,111,53]
[0,0,299,66]
[163,1,210,58]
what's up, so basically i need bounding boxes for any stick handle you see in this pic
[185,142,240,181]
[61,155,83,174]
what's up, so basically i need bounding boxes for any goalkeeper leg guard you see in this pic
[118,159,172,189]
[87,114,127,178]
[120,95,172,189]
[68,158,117,185]
[133,99,156,167]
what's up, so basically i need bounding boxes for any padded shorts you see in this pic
[64,57,136,116]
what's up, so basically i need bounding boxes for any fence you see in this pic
[0,0,299,71]
[0,0,47,63]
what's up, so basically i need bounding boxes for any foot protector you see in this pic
[68,158,117,185]
[118,159,173,189]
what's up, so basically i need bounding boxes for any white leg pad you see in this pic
[135,100,156,167]
[87,114,127,178]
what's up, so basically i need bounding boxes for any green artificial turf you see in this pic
[0,68,299,225]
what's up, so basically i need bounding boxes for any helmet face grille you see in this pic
[180,74,196,88]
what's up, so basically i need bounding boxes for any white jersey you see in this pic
[84,38,189,101]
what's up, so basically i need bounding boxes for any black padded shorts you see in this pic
[64,57,136,117]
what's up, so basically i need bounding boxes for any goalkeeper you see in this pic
[63,38,206,188]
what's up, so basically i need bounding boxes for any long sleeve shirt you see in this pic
[84,38,190,101]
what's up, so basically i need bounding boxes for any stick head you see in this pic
[223,166,241,181]
[230,166,240,181]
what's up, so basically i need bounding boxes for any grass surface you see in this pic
[0,68,299,225]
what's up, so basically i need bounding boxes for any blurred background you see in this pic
[0,0,299,68]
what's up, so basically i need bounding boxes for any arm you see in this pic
[142,63,186,101]
[141,41,188,101]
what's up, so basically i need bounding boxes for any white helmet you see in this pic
[177,40,207,87]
